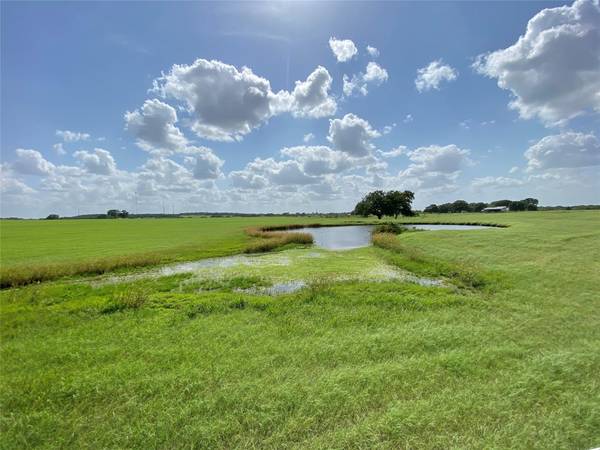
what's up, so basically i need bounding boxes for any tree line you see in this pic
[353,190,415,219]
[424,198,539,213]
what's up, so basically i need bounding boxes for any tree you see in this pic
[451,200,470,213]
[424,204,439,213]
[45,214,59,220]
[120,210,129,218]
[385,190,415,218]
[353,190,415,219]
[107,209,120,218]
[364,190,388,219]
[469,202,488,212]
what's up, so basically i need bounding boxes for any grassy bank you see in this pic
[1,211,599,448]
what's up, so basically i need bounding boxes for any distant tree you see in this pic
[424,204,439,213]
[353,200,371,217]
[107,209,120,218]
[451,200,470,213]
[491,199,512,207]
[364,190,388,219]
[469,202,488,212]
[354,190,415,219]
[45,214,59,220]
[437,203,451,213]
[119,210,129,218]
[385,190,415,218]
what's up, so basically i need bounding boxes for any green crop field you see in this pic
[1,211,599,449]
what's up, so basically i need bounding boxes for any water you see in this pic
[297,223,493,250]
[297,225,375,250]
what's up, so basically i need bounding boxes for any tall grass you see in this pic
[0,252,165,289]
[244,226,313,253]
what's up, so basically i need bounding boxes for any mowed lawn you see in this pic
[1,211,599,449]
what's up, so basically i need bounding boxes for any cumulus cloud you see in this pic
[280,145,356,176]
[379,146,407,158]
[12,149,55,176]
[124,99,188,153]
[397,144,471,191]
[327,113,381,156]
[329,37,358,62]
[153,59,288,142]
[343,62,388,97]
[289,66,337,118]
[303,133,315,143]
[366,45,380,58]
[181,146,224,179]
[229,169,268,190]
[403,114,414,123]
[415,60,458,92]
[55,130,90,142]
[473,0,600,125]
[233,157,318,187]
[525,131,600,170]
[153,59,336,141]
[73,148,117,175]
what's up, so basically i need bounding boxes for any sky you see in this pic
[1,0,599,218]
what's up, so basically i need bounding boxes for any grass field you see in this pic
[1,211,599,448]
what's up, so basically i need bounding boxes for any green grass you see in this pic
[0,217,365,287]
[1,211,599,448]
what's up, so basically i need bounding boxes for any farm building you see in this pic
[482,206,509,213]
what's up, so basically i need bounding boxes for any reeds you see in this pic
[244,226,313,253]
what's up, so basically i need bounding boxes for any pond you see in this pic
[297,225,375,250]
[298,223,494,250]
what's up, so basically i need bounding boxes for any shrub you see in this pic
[373,223,405,234]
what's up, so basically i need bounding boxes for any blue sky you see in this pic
[1,1,599,217]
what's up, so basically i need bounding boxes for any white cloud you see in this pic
[379,146,407,158]
[234,157,318,187]
[343,62,388,97]
[12,149,55,176]
[364,62,388,83]
[124,99,188,153]
[415,60,458,92]
[289,66,337,118]
[460,120,471,130]
[280,145,356,176]
[525,131,600,170]
[473,0,600,126]
[403,114,414,124]
[329,37,358,62]
[303,133,315,143]
[182,146,224,179]
[382,123,396,135]
[396,144,471,191]
[73,148,117,175]
[229,170,268,190]
[407,145,471,173]
[53,143,66,155]
[366,45,380,58]
[472,176,525,189]
[154,58,288,142]
[56,130,90,142]
[509,166,520,174]
[327,113,380,156]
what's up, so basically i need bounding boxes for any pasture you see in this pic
[1,211,599,448]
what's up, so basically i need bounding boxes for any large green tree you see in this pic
[353,190,415,219]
